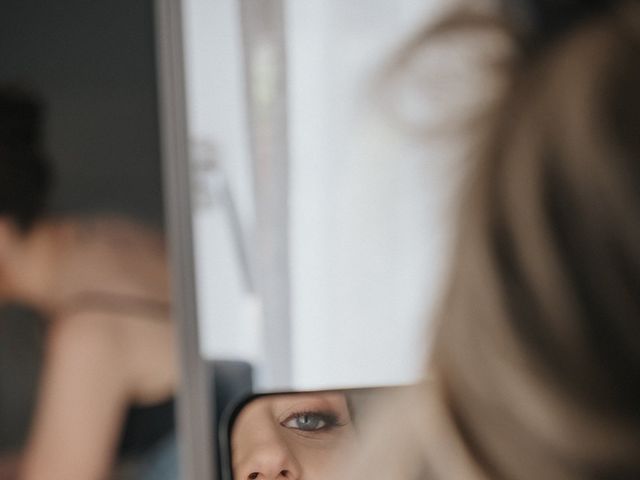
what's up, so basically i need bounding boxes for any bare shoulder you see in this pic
[45,312,146,397]
[59,215,170,301]
[49,310,177,404]
[24,313,132,480]
[46,312,129,366]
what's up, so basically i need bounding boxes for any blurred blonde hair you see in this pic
[350,1,640,479]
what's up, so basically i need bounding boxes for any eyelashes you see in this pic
[280,410,346,432]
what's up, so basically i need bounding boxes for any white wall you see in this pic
[183,0,460,390]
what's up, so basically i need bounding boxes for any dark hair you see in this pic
[504,0,624,49]
[0,85,52,231]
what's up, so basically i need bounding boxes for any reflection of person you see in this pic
[232,393,356,479]
[0,86,176,480]
[345,1,640,479]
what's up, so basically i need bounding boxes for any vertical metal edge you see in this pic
[153,1,216,479]
[239,0,292,389]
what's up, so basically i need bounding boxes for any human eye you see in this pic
[280,411,342,432]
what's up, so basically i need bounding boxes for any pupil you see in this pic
[298,415,318,429]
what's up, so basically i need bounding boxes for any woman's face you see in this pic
[232,392,357,479]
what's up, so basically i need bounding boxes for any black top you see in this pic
[118,397,175,458]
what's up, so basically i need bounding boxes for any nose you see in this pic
[236,437,301,480]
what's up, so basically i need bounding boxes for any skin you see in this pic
[0,216,176,480]
[232,393,357,480]
[0,453,19,479]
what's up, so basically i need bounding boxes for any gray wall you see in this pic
[0,0,163,225]
[0,0,163,450]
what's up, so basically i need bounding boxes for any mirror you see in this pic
[220,388,401,480]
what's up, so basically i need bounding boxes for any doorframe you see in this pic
[155,1,216,478]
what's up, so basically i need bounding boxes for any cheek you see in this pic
[288,431,358,478]
[289,443,331,479]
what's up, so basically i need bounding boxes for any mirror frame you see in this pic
[155,0,215,479]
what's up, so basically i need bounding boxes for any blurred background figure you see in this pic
[0,87,177,480]
[344,0,640,479]
[0,3,176,479]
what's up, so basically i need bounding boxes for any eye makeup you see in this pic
[280,410,347,432]
[273,393,353,439]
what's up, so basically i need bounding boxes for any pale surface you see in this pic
[185,0,460,389]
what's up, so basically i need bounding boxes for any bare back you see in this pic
[51,216,176,404]
[20,216,177,480]
[55,217,170,307]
